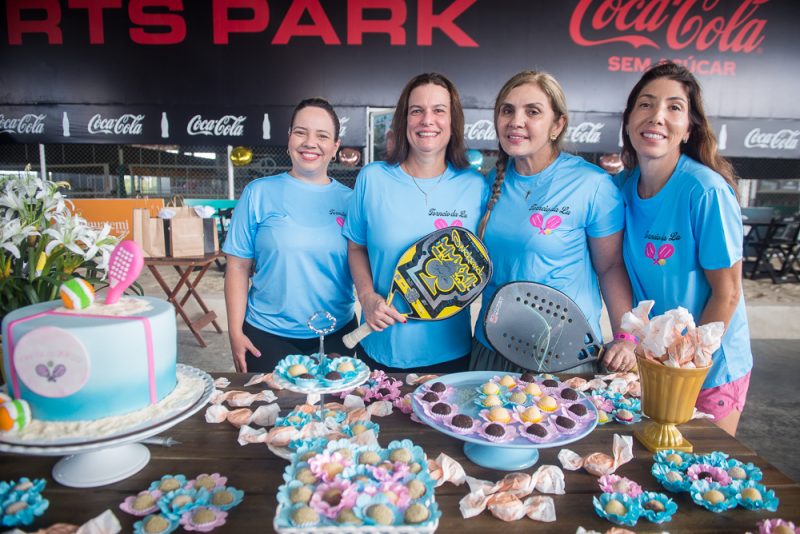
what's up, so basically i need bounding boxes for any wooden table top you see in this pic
[2,372,798,532]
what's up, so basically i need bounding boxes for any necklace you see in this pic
[518,151,559,201]
[404,164,447,207]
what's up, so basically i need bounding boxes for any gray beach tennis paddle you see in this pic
[483,281,602,372]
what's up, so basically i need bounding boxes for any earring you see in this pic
[286,148,290,155]
[332,151,338,163]
[550,134,557,141]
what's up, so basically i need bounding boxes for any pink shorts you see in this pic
[695,372,751,421]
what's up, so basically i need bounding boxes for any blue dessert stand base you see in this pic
[464,442,540,471]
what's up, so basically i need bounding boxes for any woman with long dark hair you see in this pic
[343,72,487,372]
[618,62,752,435]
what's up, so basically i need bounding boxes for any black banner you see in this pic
[1,1,799,157]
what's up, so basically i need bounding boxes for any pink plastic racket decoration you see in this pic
[104,240,144,305]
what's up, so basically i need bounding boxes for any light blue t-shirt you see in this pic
[475,153,624,349]
[222,173,355,338]
[619,154,753,388]
[343,161,489,368]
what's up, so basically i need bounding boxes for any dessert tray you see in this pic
[0,364,213,487]
[411,371,598,471]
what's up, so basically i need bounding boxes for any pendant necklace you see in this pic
[405,164,447,207]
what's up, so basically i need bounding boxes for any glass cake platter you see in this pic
[0,364,213,487]
[411,371,598,471]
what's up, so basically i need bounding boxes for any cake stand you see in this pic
[411,371,598,471]
[268,364,371,459]
[0,364,213,488]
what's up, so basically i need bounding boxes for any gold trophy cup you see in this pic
[634,354,711,453]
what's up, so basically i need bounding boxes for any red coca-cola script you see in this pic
[569,0,768,52]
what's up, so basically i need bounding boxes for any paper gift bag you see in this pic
[164,217,205,257]
[133,208,166,257]
[203,217,219,254]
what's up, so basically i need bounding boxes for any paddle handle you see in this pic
[343,322,374,349]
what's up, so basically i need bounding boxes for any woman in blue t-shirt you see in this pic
[617,62,753,436]
[223,98,355,372]
[470,70,637,374]
[343,73,487,372]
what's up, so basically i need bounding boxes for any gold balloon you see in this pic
[230,146,253,166]
[338,147,361,167]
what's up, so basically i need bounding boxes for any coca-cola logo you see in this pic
[464,120,496,141]
[744,128,800,150]
[88,114,144,135]
[565,122,604,144]
[339,116,350,138]
[0,113,45,135]
[187,115,246,137]
[569,0,767,53]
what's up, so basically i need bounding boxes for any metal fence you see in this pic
[0,143,797,213]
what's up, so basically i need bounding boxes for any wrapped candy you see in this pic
[559,434,634,477]
[243,373,283,389]
[209,389,276,407]
[427,452,467,487]
[204,403,279,427]
[458,465,563,521]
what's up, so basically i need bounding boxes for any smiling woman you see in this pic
[342,73,488,373]
[617,61,753,436]
[222,98,357,373]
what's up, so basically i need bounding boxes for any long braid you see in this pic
[477,150,508,240]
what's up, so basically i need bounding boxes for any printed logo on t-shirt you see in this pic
[645,242,675,266]
[329,209,346,227]
[435,218,462,229]
[429,208,468,230]
[530,213,562,235]
[529,203,571,215]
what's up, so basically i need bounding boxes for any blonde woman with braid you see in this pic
[469,71,636,373]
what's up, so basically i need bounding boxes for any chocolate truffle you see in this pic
[560,388,578,401]
[378,387,391,396]
[520,372,536,382]
[696,471,714,481]
[429,382,446,393]
[299,373,314,380]
[644,499,665,512]
[568,404,588,417]
[728,466,747,480]
[421,392,439,403]
[390,447,413,463]
[336,508,362,525]
[325,371,342,380]
[406,479,427,499]
[741,487,763,501]
[358,451,381,465]
[292,506,320,525]
[555,415,576,429]
[542,379,559,388]
[323,488,343,506]
[431,402,452,415]
[703,489,725,504]
[604,499,626,516]
[451,414,474,428]
[211,490,234,506]
[485,423,505,437]
[526,423,548,437]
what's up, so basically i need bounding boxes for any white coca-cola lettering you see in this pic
[0,113,46,135]
[565,122,604,144]
[187,115,246,136]
[87,113,145,135]
[339,116,350,138]
[744,128,800,150]
[464,120,496,141]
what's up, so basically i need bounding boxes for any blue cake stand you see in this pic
[411,370,598,471]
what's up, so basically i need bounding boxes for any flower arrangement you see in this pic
[0,166,119,320]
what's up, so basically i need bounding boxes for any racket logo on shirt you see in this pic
[530,213,562,235]
[335,216,345,227]
[645,242,675,265]
[434,218,463,230]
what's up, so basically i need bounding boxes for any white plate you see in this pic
[0,364,213,455]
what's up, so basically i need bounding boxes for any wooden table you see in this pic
[2,373,798,532]
[144,252,224,347]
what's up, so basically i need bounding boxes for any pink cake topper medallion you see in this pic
[14,326,90,398]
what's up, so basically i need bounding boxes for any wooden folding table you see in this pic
[144,251,224,347]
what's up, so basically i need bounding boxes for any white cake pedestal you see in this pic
[0,364,213,488]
